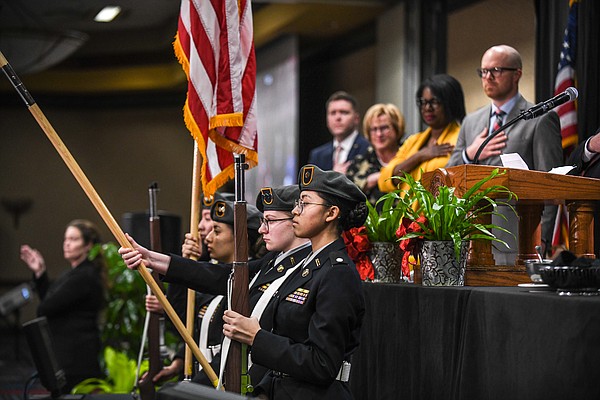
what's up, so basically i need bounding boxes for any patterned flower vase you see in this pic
[368,242,403,283]
[420,240,469,286]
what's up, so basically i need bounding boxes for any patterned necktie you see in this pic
[333,144,343,168]
[492,110,505,133]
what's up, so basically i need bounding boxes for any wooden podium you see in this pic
[421,165,600,286]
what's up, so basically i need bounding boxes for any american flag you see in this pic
[174,0,258,197]
[551,0,578,253]
[554,0,578,152]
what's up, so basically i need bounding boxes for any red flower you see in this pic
[395,215,427,277]
[343,227,374,281]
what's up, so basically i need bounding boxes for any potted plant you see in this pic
[390,168,517,286]
[343,194,406,282]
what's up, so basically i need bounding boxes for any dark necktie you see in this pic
[492,110,505,133]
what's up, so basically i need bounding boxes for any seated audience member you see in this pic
[447,44,562,259]
[20,219,106,392]
[308,91,370,173]
[346,103,405,206]
[378,74,466,193]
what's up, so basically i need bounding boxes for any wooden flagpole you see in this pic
[0,51,219,387]
[184,144,202,380]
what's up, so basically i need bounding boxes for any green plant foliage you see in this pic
[72,346,148,394]
[92,242,148,360]
[394,168,518,259]
[364,192,404,243]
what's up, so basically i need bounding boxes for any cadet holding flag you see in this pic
[222,165,367,400]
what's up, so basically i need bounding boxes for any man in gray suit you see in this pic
[448,44,562,261]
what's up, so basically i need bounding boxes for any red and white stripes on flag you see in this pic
[174,0,258,197]
[554,0,578,152]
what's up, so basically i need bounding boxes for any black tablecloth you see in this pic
[349,283,600,400]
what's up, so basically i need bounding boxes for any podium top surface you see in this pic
[421,165,600,202]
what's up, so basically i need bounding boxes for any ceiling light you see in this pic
[94,6,122,23]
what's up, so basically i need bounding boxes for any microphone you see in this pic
[522,87,578,120]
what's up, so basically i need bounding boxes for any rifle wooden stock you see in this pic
[0,51,219,387]
[224,202,250,393]
[138,194,163,399]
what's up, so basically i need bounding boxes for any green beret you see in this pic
[298,164,366,203]
[202,192,234,210]
[256,185,299,212]
[210,199,262,231]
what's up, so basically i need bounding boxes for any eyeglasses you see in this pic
[416,98,441,109]
[476,67,519,79]
[293,199,332,215]
[369,125,392,134]
[259,217,293,233]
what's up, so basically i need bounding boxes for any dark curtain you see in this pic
[577,0,600,140]
[536,0,600,143]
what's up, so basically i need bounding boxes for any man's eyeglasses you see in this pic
[416,98,441,109]
[259,217,293,233]
[476,67,519,79]
[293,199,332,215]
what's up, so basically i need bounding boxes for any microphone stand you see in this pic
[472,110,530,164]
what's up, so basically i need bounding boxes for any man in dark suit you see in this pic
[308,91,369,173]
[447,45,562,261]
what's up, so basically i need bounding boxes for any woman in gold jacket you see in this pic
[378,74,466,193]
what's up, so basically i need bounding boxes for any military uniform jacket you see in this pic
[165,245,312,385]
[251,238,365,400]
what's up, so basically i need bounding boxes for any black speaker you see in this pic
[22,316,67,398]
[157,382,246,400]
[121,212,182,255]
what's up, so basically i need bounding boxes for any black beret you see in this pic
[256,185,299,212]
[202,192,234,210]
[210,199,262,231]
[298,164,366,203]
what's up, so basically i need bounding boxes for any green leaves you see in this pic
[72,346,149,394]
[394,168,518,260]
[364,191,404,242]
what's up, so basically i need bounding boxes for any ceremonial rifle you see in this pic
[0,51,219,387]
[224,155,251,394]
[138,182,164,400]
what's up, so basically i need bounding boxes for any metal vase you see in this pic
[420,240,469,286]
[369,242,403,283]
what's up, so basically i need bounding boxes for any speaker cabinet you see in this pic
[22,316,66,398]
[121,212,182,255]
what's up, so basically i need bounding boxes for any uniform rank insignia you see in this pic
[285,288,309,304]
[277,265,285,273]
